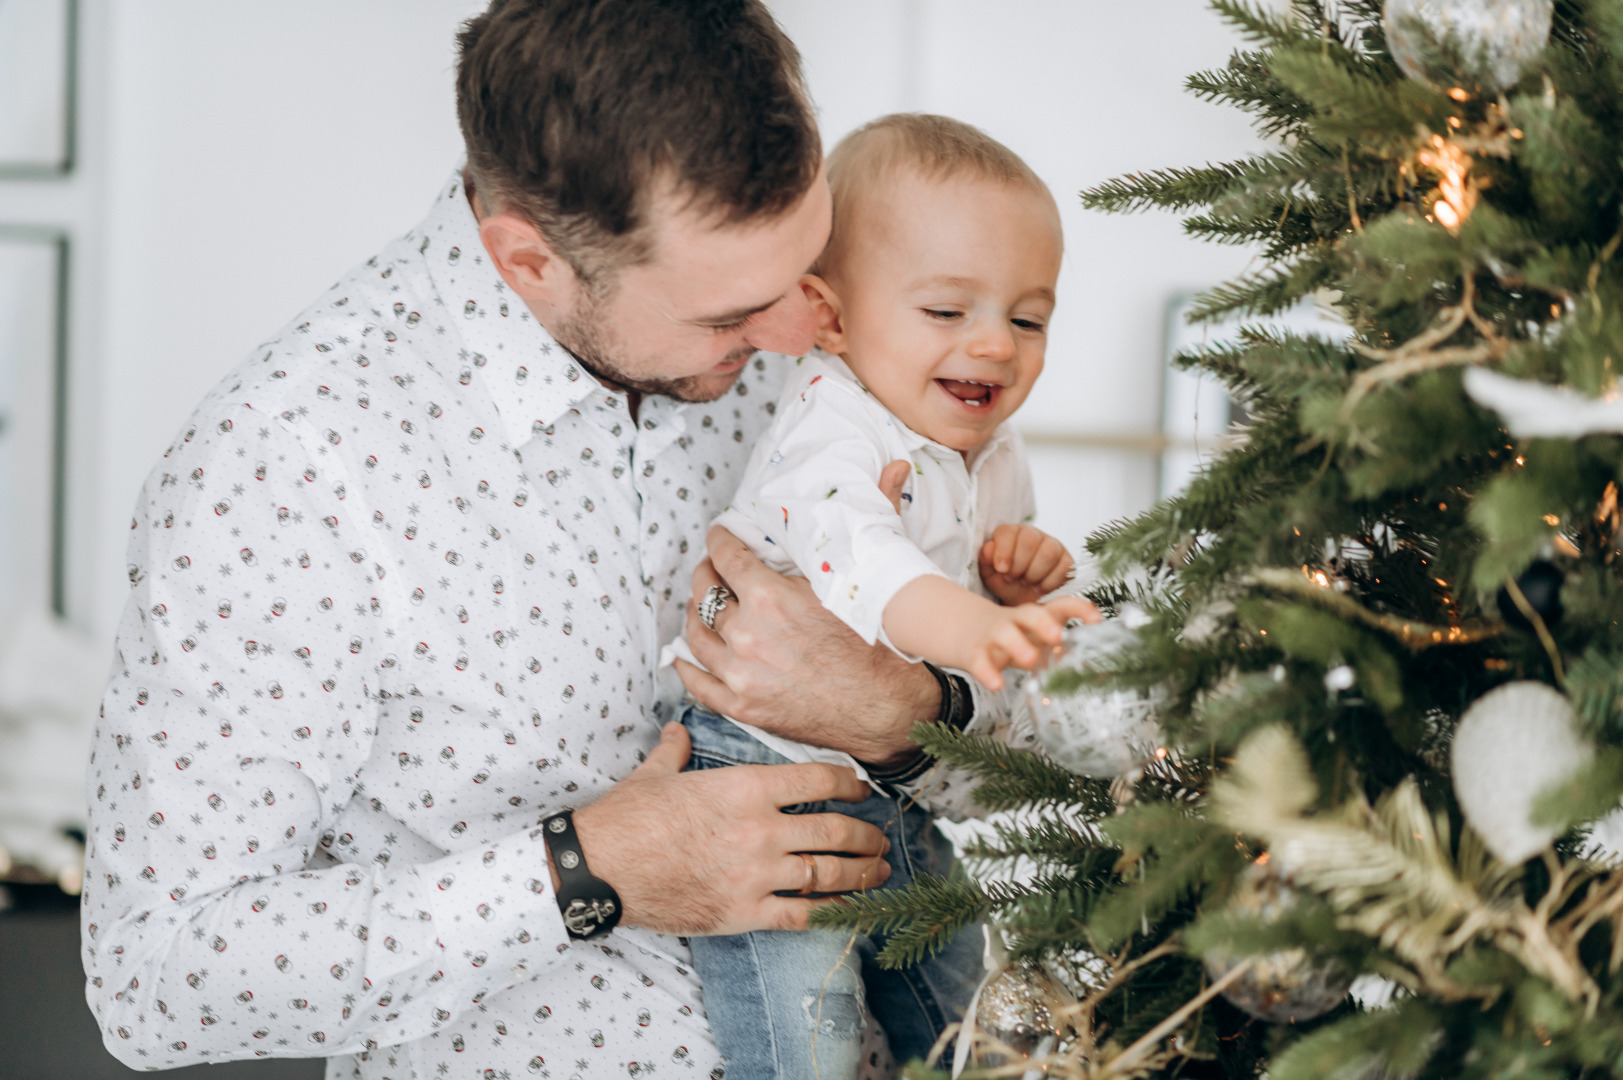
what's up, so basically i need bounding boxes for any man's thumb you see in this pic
[635,722,692,776]
[878,459,911,515]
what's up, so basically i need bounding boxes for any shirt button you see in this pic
[509,964,528,981]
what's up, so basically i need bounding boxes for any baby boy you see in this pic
[670,113,1092,1077]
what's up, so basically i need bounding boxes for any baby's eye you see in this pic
[922,308,963,321]
[1012,317,1046,332]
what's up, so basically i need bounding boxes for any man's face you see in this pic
[551,167,832,402]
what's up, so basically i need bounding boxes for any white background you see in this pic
[0,0,1265,650]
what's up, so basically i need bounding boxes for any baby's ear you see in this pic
[798,274,846,353]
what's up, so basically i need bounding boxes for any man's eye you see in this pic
[708,316,752,334]
[923,309,963,321]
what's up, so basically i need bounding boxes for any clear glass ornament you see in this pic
[969,961,1069,1065]
[1384,0,1553,91]
[1025,621,1162,778]
[1204,860,1351,1023]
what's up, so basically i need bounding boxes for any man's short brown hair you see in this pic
[456,0,821,285]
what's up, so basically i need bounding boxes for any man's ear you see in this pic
[798,274,847,354]
[478,212,581,306]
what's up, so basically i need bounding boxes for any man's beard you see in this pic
[551,287,749,404]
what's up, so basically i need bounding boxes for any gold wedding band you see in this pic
[797,852,818,895]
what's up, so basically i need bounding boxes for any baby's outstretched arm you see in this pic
[979,523,1078,607]
[883,575,1097,691]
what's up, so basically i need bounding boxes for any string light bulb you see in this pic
[1417,135,1476,230]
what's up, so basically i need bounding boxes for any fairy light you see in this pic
[1417,134,1475,231]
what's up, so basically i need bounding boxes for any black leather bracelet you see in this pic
[863,662,974,785]
[541,810,622,939]
[933,662,974,732]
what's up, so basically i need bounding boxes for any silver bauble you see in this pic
[1383,0,1553,92]
[1203,861,1351,1024]
[1025,621,1163,778]
[1451,680,1589,864]
[971,961,1069,1062]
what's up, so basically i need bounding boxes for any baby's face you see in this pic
[823,171,1062,453]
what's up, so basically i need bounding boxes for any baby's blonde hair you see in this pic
[817,113,1054,277]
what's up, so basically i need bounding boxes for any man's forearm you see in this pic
[860,661,973,781]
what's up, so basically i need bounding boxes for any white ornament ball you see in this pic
[1025,621,1162,778]
[1451,681,1589,864]
[1383,0,1554,92]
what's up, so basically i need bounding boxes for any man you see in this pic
[83,2,978,1075]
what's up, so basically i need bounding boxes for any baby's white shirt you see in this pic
[662,348,1036,778]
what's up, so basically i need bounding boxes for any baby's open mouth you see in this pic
[937,379,1000,409]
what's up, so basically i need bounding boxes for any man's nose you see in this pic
[745,289,818,357]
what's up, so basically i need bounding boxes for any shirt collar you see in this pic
[418,169,605,445]
[810,348,1018,464]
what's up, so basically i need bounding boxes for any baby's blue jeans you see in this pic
[679,702,981,1080]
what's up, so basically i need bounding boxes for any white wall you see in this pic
[0,0,1264,649]
[87,1,485,640]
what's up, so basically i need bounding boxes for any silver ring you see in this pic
[698,584,734,632]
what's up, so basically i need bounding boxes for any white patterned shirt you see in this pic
[81,171,819,1080]
[671,350,1033,778]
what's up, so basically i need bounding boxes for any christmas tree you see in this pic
[813,1,1623,1076]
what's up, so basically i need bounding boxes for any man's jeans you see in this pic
[678,703,981,1080]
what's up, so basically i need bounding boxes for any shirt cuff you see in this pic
[391,823,568,993]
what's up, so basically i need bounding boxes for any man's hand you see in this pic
[979,523,1083,607]
[571,723,890,935]
[674,525,940,769]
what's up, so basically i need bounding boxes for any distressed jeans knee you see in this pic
[802,989,867,1041]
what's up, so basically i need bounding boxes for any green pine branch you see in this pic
[911,721,1116,815]
[1209,0,1311,46]
[1186,51,1314,139]
[807,872,1032,969]
[1080,161,1258,216]
[1187,247,1341,321]
[955,811,1112,866]
[1267,998,1445,1080]
[1090,805,1240,950]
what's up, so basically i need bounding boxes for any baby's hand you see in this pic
[963,596,1099,691]
[980,524,1078,607]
